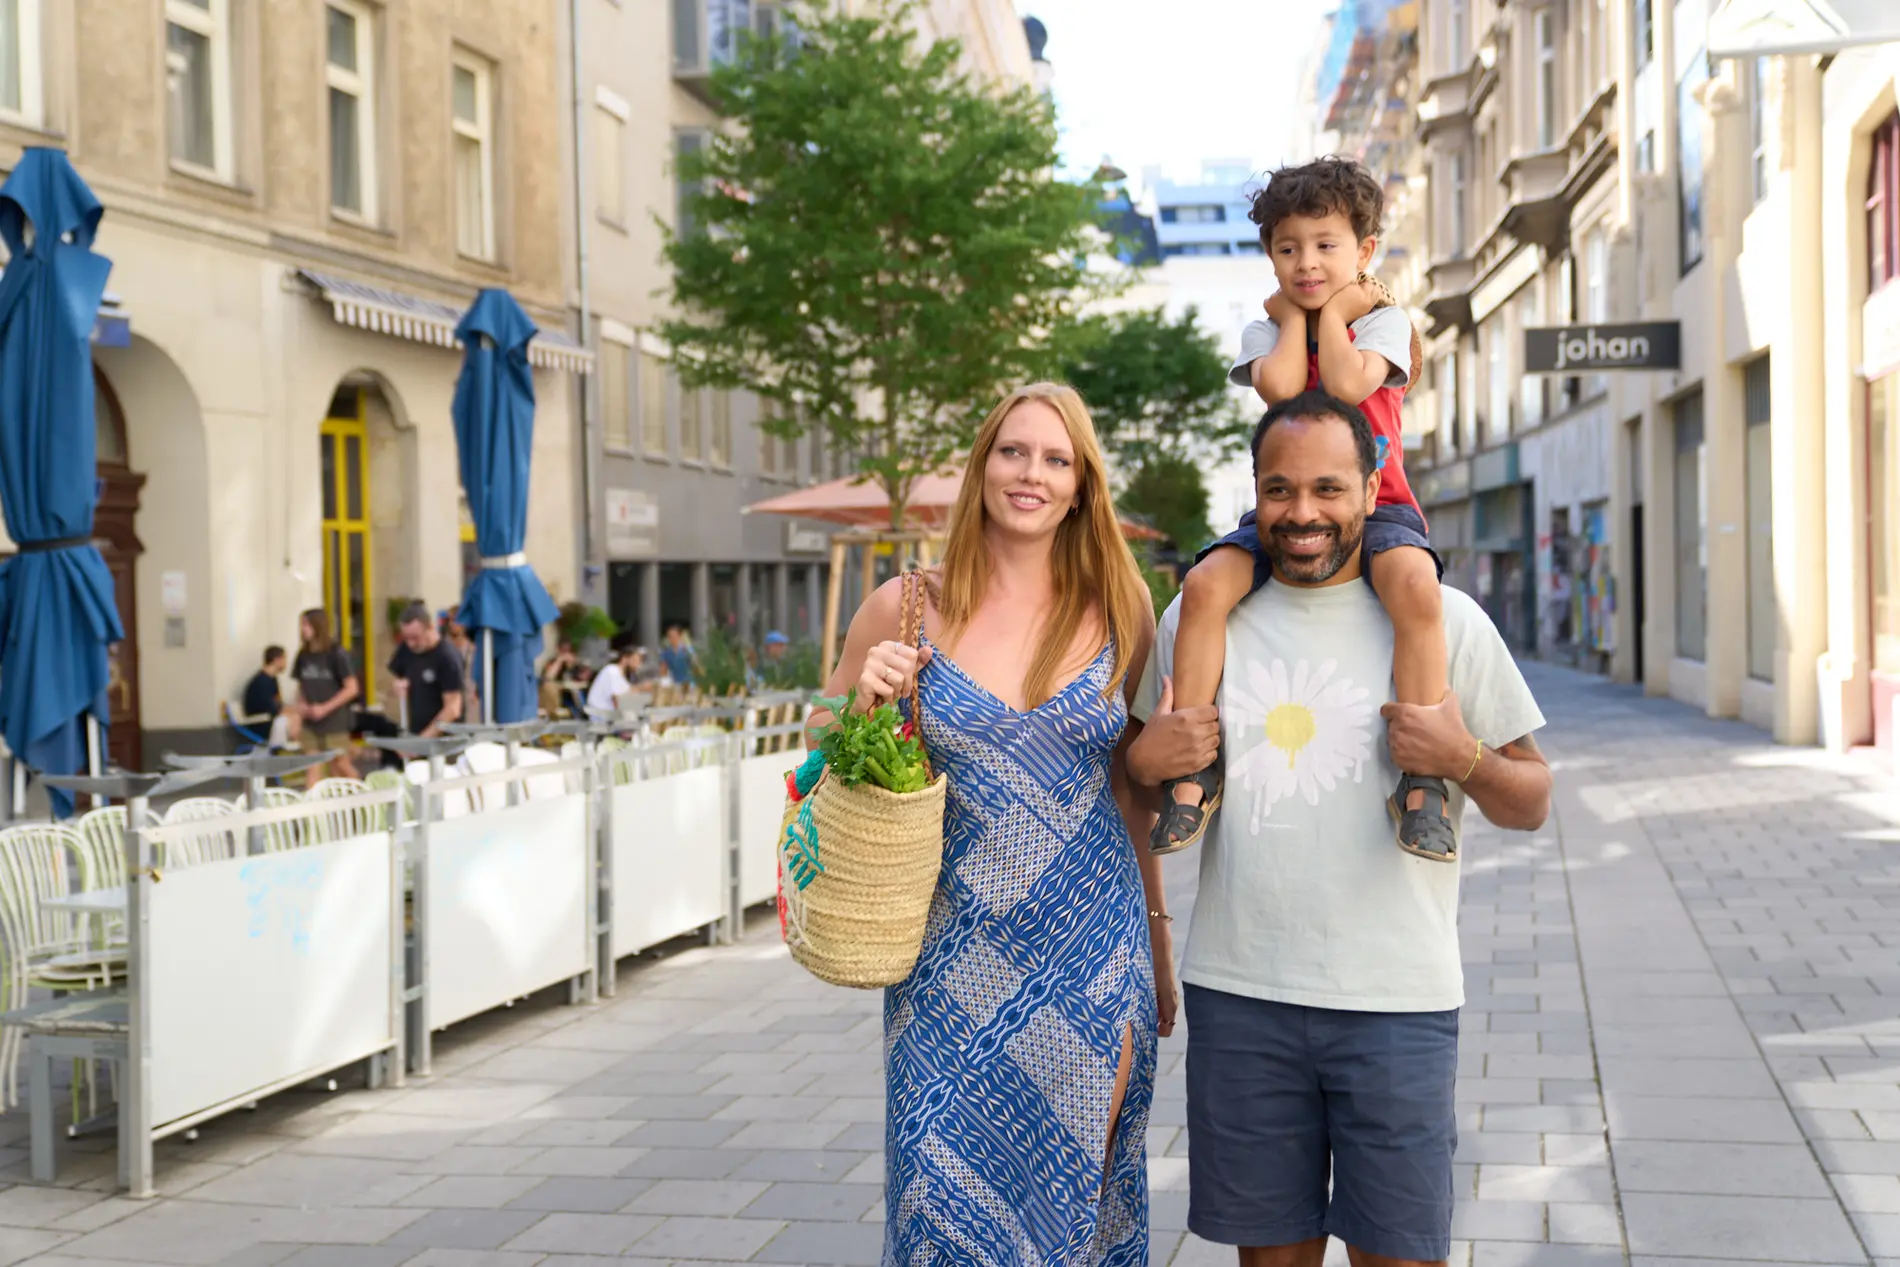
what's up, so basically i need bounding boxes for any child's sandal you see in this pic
[1388,772,1458,863]
[1151,764,1223,856]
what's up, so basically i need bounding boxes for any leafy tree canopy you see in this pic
[1061,305,1248,471]
[660,1,1108,525]
[1120,451,1213,560]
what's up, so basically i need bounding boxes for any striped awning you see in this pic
[294,268,593,374]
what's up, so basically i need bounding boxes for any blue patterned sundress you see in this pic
[884,638,1155,1266]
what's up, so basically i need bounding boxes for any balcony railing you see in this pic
[675,0,791,101]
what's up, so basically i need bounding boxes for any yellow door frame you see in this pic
[321,390,376,706]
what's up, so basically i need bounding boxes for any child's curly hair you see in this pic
[1248,157,1385,248]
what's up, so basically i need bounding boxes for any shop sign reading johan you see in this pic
[1524,322,1682,374]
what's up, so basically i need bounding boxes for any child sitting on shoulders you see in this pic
[1155,156,1454,864]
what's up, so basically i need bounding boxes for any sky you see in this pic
[1018,1,1333,189]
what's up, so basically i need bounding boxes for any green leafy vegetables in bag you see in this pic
[812,690,931,794]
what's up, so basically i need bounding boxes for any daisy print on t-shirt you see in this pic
[1226,657,1378,829]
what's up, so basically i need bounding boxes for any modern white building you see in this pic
[1142,160,1266,259]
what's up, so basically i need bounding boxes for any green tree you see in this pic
[661,2,1106,525]
[1120,452,1212,557]
[1062,306,1248,472]
[1062,306,1245,555]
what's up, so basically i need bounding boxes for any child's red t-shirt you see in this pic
[1305,329,1422,523]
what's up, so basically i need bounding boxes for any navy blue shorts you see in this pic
[1184,985,1460,1261]
[1196,503,1441,594]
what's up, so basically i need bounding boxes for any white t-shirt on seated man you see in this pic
[587,649,640,718]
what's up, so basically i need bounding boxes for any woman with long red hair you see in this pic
[818,383,1171,1265]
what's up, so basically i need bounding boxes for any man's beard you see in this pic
[1264,515,1365,584]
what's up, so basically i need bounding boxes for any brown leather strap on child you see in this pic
[1358,270,1424,392]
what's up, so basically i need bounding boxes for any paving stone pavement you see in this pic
[0,663,1897,1266]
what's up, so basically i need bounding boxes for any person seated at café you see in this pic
[586,635,645,719]
[243,645,300,751]
[538,638,586,718]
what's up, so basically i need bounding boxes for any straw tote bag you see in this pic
[778,569,948,989]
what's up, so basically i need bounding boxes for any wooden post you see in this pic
[859,536,877,616]
[821,536,848,682]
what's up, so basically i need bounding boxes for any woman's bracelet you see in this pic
[1462,740,1484,783]
[1148,910,1172,923]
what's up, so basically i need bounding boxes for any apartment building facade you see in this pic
[1403,0,1900,752]
[1,0,587,765]
[1411,0,1624,663]
[558,0,1037,653]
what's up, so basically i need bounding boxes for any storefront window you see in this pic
[1674,391,1706,661]
[1745,358,1774,682]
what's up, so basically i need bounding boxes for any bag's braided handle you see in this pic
[898,567,930,771]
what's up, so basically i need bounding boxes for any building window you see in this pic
[0,0,39,127]
[1678,49,1708,275]
[1674,390,1706,661]
[1447,0,1467,70]
[1679,52,1710,277]
[1163,242,1230,258]
[1867,112,1900,294]
[167,0,232,177]
[709,390,732,468]
[326,1,377,220]
[1873,378,1900,680]
[759,400,797,478]
[600,335,633,452]
[1535,10,1558,150]
[1637,130,1656,173]
[1518,291,1546,429]
[1438,351,1459,456]
[679,373,704,461]
[1449,151,1466,254]
[638,351,669,456]
[1487,316,1508,445]
[1744,358,1774,682]
[759,400,779,476]
[452,54,495,261]
[1585,229,1608,322]
[1163,204,1225,225]
[1462,331,1480,453]
[675,130,706,237]
[1634,0,1653,71]
[1750,58,1771,204]
[595,88,629,226]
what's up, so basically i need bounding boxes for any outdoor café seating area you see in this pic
[0,692,811,1197]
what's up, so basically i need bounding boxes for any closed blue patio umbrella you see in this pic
[453,289,557,724]
[0,149,123,813]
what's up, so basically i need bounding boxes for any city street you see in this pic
[0,661,1896,1267]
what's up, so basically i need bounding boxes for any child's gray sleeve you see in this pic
[1351,308,1413,388]
[1228,319,1281,388]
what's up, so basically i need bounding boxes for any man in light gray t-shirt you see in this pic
[1127,389,1551,1267]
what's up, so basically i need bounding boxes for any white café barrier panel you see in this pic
[610,766,726,958]
[424,793,590,1030]
[738,754,793,908]
[148,834,394,1129]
